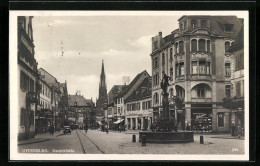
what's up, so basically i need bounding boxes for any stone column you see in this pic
[141,117,144,130]
[185,103,191,130]
[136,118,138,130]
[130,118,133,130]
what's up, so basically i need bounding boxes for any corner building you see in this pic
[150,15,243,133]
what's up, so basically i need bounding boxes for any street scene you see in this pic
[15,12,246,157]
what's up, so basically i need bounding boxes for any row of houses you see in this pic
[18,16,70,140]
[103,15,244,133]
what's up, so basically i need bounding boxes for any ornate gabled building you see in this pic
[96,60,108,121]
[150,15,243,133]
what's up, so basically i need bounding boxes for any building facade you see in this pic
[125,77,153,131]
[150,15,243,132]
[18,16,39,140]
[68,94,95,129]
[96,60,107,121]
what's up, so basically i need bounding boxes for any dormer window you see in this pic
[224,24,234,33]
[153,41,158,50]
[191,19,197,28]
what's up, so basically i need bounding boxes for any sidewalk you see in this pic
[18,131,61,146]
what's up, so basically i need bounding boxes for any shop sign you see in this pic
[177,109,183,113]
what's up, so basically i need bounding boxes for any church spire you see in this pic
[99,59,106,88]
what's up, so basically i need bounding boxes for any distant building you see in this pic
[96,60,107,122]
[150,15,243,132]
[18,16,39,140]
[125,77,153,131]
[68,94,95,129]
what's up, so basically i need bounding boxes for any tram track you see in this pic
[76,130,105,154]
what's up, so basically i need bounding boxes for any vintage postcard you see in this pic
[9,10,249,160]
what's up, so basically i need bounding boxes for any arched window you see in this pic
[153,93,159,105]
[179,41,184,53]
[199,39,206,51]
[225,41,230,52]
[175,42,179,54]
[162,53,165,65]
[207,40,211,52]
[170,48,173,60]
[191,39,197,52]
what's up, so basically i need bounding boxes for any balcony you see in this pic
[190,74,212,81]
[190,52,211,61]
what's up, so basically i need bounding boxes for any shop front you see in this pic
[191,104,212,133]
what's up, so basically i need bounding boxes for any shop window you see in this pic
[179,41,184,53]
[191,39,197,52]
[224,24,234,33]
[192,61,198,74]
[207,40,211,52]
[201,20,207,28]
[225,41,230,53]
[199,39,206,51]
[225,63,231,77]
[170,67,173,81]
[191,19,197,28]
[162,53,165,65]
[217,113,224,127]
[236,82,241,97]
[197,85,205,98]
[225,85,231,98]
[169,48,173,60]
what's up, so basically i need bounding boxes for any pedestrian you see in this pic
[119,125,121,133]
[105,125,109,134]
[85,124,88,134]
[50,125,54,135]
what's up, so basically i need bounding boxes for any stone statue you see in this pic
[160,74,171,95]
[160,74,171,118]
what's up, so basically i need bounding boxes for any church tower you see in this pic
[96,60,107,118]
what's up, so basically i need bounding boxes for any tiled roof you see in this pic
[68,95,94,107]
[115,70,148,98]
[125,77,152,102]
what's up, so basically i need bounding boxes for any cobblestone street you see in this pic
[18,129,244,154]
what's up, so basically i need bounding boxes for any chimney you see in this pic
[159,31,162,37]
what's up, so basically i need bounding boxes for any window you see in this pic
[201,20,207,28]
[236,53,244,70]
[180,62,184,75]
[142,102,145,110]
[169,48,173,60]
[224,24,234,33]
[162,53,165,65]
[153,73,159,85]
[191,39,197,52]
[199,61,206,74]
[225,63,231,77]
[180,23,183,31]
[225,41,230,53]
[169,88,174,98]
[153,93,159,105]
[207,62,211,74]
[153,57,158,68]
[170,67,173,81]
[29,78,34,92]
[20,71,29,91]
[197,85,205,98]
[153,41,158,50]
[236,82,241,97]
[184,21,187,30]
[198,39,206,51]
[137,103,140,110]
[147,101,151,109]
[217,113,224,127]
[118,107,121,113]
[175,43,178,54]
[207,40,211,52]
[225,85,231,98]
[179,41,184,53]
[191,20,197,28]
[192,61,198,74]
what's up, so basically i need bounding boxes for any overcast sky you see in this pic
[33,16,179,100]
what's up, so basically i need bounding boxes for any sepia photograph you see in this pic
[9,10,249,160]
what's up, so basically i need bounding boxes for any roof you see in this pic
[228,25,244,52]
[68,95,94,107]
[115,70,148,98]
[125,76,152,103]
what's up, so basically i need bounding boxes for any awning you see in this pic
[113,119,124,124]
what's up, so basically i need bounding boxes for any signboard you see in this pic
[177,110,183,113]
